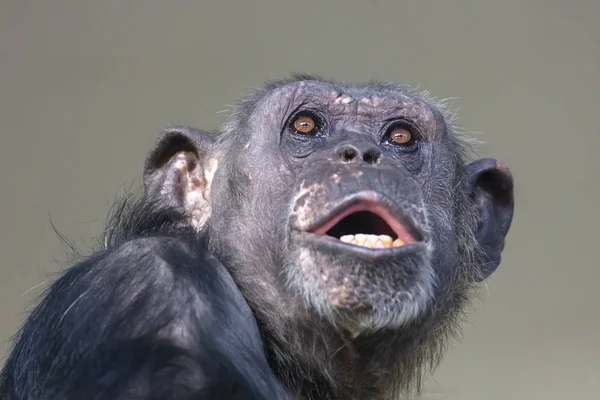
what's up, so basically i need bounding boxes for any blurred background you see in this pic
[1,1,598,399]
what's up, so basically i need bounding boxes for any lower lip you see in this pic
[296,231,427,256]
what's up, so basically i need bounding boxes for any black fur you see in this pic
[1,76,514,400]
[0,196,288,400]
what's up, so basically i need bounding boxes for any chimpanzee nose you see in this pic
[335,144,382,165]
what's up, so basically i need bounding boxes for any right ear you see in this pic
[143,126,219,229]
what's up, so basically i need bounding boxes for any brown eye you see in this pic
[390,127,412,145]
[293,116,317,135]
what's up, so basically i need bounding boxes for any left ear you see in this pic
[143,126,219,230]
[466,158,515,281]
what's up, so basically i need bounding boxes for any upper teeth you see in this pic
[339,234,405,249]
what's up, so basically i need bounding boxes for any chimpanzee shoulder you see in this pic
[0,195,288,399]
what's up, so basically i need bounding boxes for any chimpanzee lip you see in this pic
[292,191,428,254]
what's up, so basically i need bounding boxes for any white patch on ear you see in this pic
[188,157,218,229]
[157,151,219,230]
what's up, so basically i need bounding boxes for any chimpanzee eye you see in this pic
[384,122,419,148]
[292,115,318,136]
[390,128,411,145]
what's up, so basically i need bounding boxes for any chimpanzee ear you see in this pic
[143,126,219,229]
[466,158,515,281]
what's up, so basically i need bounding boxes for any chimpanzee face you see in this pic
[192,79,513,335]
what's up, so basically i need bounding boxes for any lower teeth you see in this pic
[339,234,405,249]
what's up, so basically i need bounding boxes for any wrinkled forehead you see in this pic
[254,80,444,135]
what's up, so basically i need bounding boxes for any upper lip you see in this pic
[296,191,426,245]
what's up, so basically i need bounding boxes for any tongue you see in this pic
[339,234,405,249]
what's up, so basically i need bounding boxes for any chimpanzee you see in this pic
[0,75,514,400]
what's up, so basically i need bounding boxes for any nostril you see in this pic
[363,149,381,165]
[337,146,359,163]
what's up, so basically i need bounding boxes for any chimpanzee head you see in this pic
[143,76,513,344]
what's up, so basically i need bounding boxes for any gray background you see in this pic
[1,1,598,399]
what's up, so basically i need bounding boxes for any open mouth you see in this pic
[308,193,423,250]
[326,211,407,249]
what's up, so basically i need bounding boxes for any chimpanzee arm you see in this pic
[0,237,287,400]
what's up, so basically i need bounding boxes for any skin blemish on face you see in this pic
[334,94,355,105]
[292,192,310,211]
[351,170,364,179]
[290,182,329,229]
[372,96,385,107]
[291,181,311,209]
[359,97,370,105]
[359,97,376,107]
[358,95,386,109]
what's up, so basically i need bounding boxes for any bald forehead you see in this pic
[256,80,445,139]
[269,80,417,108]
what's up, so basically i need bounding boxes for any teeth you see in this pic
[338,234,405,249]
[392,238,405,247]
[340,235,354,244]
[355,234,367,247]
[379,235,393,248]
